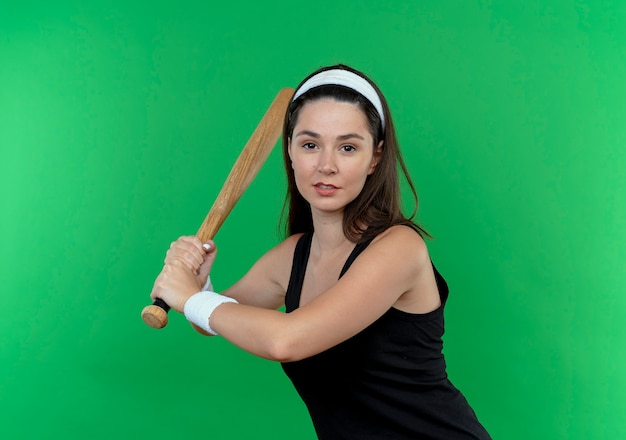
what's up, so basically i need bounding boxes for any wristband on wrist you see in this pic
[183,291,238,335]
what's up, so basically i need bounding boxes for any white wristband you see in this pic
[201,275,214,292]
[183,291,238,335]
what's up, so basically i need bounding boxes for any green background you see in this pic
[2,1,624,438]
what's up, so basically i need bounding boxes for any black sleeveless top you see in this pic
[281,233,491,439]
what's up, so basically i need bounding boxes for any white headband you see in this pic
[292,69,385,131]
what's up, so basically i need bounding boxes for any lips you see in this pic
[314,182,338,196]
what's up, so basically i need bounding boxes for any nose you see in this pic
[318,149,337,175]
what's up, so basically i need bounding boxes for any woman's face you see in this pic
[288,98,382,217]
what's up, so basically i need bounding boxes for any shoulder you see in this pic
[359,226,433,287]
[341,225,431,290]
[370,225,429,265]
[364,226,439,313]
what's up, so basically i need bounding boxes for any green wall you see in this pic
[2,1,624,438]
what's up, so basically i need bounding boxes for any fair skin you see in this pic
[151,99,441,362]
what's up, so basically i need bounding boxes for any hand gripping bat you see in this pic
[141,87,295,329]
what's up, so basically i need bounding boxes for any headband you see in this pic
[292,69,385,131]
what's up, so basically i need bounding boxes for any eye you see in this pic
[340,144,356,153]
[302,142,318,150]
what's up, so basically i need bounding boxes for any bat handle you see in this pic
[141,298,170,329]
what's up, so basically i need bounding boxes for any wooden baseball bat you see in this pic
[142,87,295,329]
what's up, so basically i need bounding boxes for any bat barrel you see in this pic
[141,87,294,329]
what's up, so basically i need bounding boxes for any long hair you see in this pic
[280,64,429,243]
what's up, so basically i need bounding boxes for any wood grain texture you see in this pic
[196,87,294,241]
[142,87,295,329]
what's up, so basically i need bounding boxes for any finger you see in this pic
[166,238,205,268]
[176,249,205,269]
[202,240,217,254]
[150,272,167,302]
[170,236,205,255]
[197,240,217,281]
[180,236,206,252]
[165,250,202,271]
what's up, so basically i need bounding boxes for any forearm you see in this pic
[208,302,301,362]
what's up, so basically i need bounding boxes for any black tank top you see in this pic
[281,232,491,439]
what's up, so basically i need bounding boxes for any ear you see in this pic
[368,140,384,175]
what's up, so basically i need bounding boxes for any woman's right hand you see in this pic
[164,236,217,288]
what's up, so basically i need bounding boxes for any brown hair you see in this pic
[280,64,428,243]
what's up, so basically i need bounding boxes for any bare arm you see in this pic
[219,234,303,310]
[210,226,434,362]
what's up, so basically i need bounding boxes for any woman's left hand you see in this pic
[150,259,202,313]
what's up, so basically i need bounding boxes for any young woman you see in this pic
[151,65,492,439]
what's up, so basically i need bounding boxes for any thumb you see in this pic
[198,240,217,282]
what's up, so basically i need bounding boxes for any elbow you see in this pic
[266,333,305,363]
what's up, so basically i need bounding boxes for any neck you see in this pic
[310,211,353,258]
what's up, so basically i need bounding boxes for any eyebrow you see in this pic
[294,130,365,141]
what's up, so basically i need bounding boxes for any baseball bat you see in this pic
[142,87,295,329]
